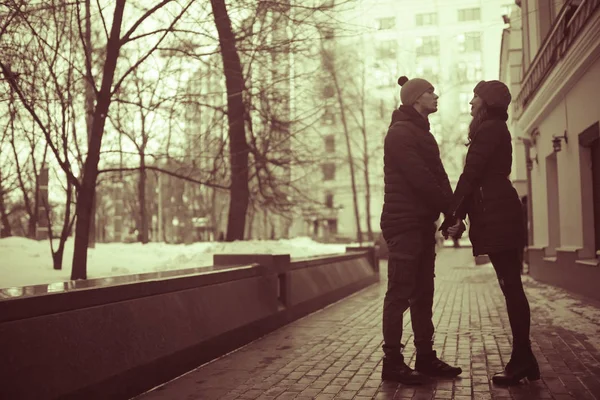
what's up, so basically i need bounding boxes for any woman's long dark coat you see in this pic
[450,114,525,256]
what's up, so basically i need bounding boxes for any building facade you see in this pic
[293,0,514,242]
[502,0,600,299]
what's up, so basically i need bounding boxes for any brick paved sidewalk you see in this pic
[137,248,600,400]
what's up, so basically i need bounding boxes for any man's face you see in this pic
[470,93,484,116]
[415,88,438,114]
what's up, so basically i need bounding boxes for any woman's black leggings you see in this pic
[488,249,531,349]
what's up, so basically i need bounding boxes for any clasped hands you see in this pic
[439,216,466,240]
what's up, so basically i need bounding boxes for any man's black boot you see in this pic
[492,345,540,385]
[415,350,462,378]
[381,355,429,385]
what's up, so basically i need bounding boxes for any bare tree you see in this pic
[0,0,86,269]
[109,65,171,243]
[6,81,49,239]
[1,0,195,278]
[210,0,347,240]
[321,46,363,243]
[210,0,250,241]
[0,117,15,237]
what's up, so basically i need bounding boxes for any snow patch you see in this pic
[0,237,350,289]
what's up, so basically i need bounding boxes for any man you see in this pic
[380,76,463,384]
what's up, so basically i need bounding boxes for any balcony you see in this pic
[514,0,600,117]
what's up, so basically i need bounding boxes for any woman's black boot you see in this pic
[492,345,540,386]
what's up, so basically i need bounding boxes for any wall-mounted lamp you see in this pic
[526,154,538,171]
[552,130,568,152]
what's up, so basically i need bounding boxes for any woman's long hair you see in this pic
[466,102,488,146]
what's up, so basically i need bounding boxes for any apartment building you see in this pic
[296,0,513,241]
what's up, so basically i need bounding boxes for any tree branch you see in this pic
[97,166,229,190]
[119,0,174,44]
[112,0,194,95]
[75,0,99,97]
[0,62,81,190]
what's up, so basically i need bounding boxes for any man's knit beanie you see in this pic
[398,76,434,106]
[474,80,512,110]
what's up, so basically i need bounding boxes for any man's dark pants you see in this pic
[382,223,436,358]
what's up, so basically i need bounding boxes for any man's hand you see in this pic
[447,220,466,239]
[439,216,457,239]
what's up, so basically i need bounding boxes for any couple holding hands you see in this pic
[379,76,537,386]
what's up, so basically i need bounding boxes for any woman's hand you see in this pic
[439,216,456,239]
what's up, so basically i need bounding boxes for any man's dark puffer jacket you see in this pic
[380,105,453,241]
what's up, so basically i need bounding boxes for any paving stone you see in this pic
[433,389,453,399]
[357,387,378,397]
[321,385,342,394]
[137,248,600,400]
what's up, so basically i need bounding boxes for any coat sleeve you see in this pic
[450,121,503,217]
[386,126,452,214]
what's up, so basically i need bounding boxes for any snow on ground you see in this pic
[522,274,600,350]
[476,261,600,351]
[0,236,351,289]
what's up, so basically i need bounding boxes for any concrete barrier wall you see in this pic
[0,249,378,400]
[287,257,374,306]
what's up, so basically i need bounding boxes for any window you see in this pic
[375,39,397,59]
[322,163,336,180]
[415,64,439,84]
[416,36,439,56]
[416,12,437,26]
[326,219,338,234]
[377,17,396,30]
[322,108,335,125]
[500,3,513,18]
[325,193,334,208]
[372,65,390,89]
[321,27,335,40]
[458,7,481,21]
[456,60,482,83]
[325,135,335,153]
[457,32,481,53]
[321,48,333,69]
[322,83,335,98]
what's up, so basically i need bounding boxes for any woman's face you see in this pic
[470,93,484,117]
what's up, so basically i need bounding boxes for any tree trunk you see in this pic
[210,186,217,240]
[71,0,126,280]
[53,181,74,270]
[9,87,36,238]
[329,56,362,243]
[52,245,65,270]
[210,0,249,242]
[0,178,11,238]
[157,171,165,242]
[139,155,149,243]
[360,67,373,242]
[28,215,36,239]
[85,0,97,248]
[362,150,373,241]
[245,205,255,240]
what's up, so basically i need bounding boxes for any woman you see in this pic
[441,80,539,386]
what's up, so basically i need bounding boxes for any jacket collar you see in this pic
[390,105,430,131]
